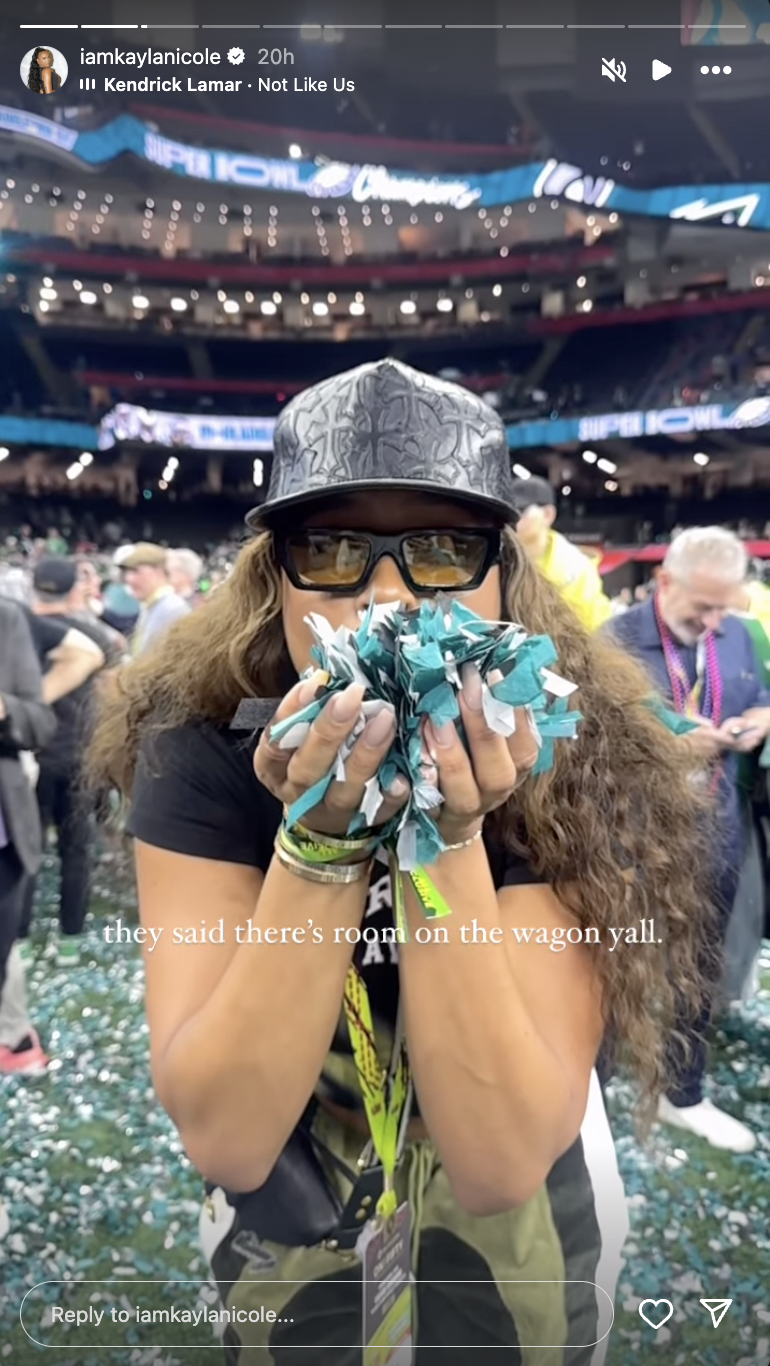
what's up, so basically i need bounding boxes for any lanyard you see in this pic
[341,829,463,1225]
[341,846,451,1224]
[343,964,411,1222]
[342,849,418,1223]
[654,595,723,727]
[666,637,707,720]
[654,594,724,792]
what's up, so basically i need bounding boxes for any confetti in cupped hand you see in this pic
[270,595,582,871]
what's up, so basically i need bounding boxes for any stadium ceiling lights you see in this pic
[22,275,584,333]
[0,447,9,462]
[693,452,710,466]
[512,464,531,480]
[582,450,598,464]
[597,457,617,474]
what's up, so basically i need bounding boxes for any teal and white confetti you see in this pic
[271,596,582,869]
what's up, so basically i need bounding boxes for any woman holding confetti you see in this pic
[89,360,714,1366]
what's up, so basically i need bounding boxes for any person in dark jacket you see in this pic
[0,600,56,1073]
[20,558,115,966]
[609,527,770,1153]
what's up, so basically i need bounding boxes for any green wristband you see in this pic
[278,821,379,866]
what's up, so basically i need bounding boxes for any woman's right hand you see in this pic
[254,670,410,838]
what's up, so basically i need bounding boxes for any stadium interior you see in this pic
[2,1,770,579]
[1,6,770,1365]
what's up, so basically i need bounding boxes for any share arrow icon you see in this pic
[699,1299,732,1328]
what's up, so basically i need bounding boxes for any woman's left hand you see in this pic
[423,662,541,845]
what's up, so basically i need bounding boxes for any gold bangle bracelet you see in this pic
[273,838,373,885]
[278,821,378,866]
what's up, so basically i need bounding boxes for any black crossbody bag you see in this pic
[203,1098,387,1250]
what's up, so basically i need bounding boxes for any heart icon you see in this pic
[639,1299,674,1330]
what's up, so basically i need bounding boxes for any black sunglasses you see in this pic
[275,527,503,595]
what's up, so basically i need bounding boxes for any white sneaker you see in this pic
[657,1095,756,1153]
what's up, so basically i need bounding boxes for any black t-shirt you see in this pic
[22,609,115,771]
[128,721,540,1110]
[21,606,69,664]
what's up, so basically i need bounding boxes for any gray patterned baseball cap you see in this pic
[247,358,517,530]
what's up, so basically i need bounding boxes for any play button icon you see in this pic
[652,59,672,80]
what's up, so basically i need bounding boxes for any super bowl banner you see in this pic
[5,396,770,453]
[507,396,770,449]
[98,405,277,451]
[2,103,770,229]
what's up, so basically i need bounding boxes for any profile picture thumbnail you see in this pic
[21,46,68,96]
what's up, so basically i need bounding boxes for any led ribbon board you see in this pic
[3,397,769,453]
[1,106,769,228]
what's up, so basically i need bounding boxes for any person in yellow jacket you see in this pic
[730,568,770,646]
[510,477,613,631]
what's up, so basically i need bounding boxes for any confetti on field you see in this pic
[0,851,767,1365]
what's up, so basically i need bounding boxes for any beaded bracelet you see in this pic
[442,827,484,852]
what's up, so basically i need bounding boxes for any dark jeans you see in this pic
[0,844,25,997]
[665,862,740,1108]
[20,766,92,939]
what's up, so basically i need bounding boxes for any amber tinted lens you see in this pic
[403,532,489,587]
[285,533,371,586]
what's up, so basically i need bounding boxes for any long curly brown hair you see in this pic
[87,526,718,1135]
